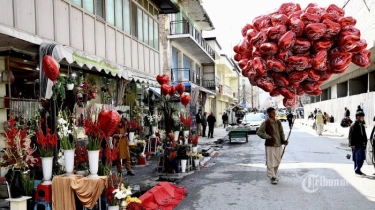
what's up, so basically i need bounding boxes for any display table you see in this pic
[52,175,83,210]
[6,196,31,210]
[71,176,107,209]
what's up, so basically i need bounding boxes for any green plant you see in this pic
[66,76,78,85]
[52,76,66,100]
[21,172,34,196]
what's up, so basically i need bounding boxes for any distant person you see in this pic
[357,105,363,112]
[315,110,325,136]
[196,110,202,136]
[345,107,350,118]
[349,111,367,177]
[257,107,288,185]
[314,108,317,115]
[207,112,216,138]
[201,112,207,137]
[222,112,228,128]
[324,112,330,124]
[287,112,294,129]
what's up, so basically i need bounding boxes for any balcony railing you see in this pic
[223,85,233,96]
[170,20,215,59]
[171,68,215,90]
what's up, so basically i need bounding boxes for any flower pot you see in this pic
[180,159,187,173]
[138,156,146,165]
[10,169,24,198]
[75,170,87,176]
[192,146,198,153]
[173,131,180,141]
[41,157,53,185]
[108,206,120,210]
[87,150,100,178]
[128,132,135,144]
[0,167,9,177]
[151,126,157,137]
[183,130,189,145]
[66,83,74,90]
[194,159,200,168]
[64,149,75,177]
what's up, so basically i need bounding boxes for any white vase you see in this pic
[128,132,135,144]
[173,131,180,141]
[0,167,9,177]
[151,126,157,137]
[75,170,87,176]
[194,159,200,168]
[108,206,119,210]
[192,146,198,153]
[183,130,189,145]
[87,150,100,178]
[66,83,74,90]
[64,149,75,177]
[180,159,187,173]
[41,157,53,185]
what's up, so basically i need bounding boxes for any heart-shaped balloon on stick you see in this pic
[156,74,170,85]
[98,110,121,137]
[176,83,185,96]
[180,93,191,107]
[42,56,60,82]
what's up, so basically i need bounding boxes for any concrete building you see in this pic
[304,0,375,126]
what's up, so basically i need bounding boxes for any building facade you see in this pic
[304,0,375,125]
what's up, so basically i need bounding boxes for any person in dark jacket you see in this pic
[344,107,350,118]
[196,110,202,136]
[207,112,216,138]
[348,111,368,177]
[287,112,294,129]
[222,112,228,128]
[201,112,208,137]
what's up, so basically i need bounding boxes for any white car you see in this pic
[242,113,265,133]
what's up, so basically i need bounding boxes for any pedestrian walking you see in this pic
[113,118,135,176]
[348,111,367,177]
[324,112,330,124]
[222,112,228,128]
[287,111,294,129]
[256,107,288,184]
[357,105,363,112]
[201,112,207,137]
[207,112,216,138]
[196,110,202,136]
[345,107,350,118]
[315,110,325,136]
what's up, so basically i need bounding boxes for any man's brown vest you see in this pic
[265,119,285,146]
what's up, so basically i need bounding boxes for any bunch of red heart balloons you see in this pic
[156,74,191,107]
[233,3,371,107]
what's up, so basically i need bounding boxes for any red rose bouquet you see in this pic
[127,120,139,132]
[84,106,104,150]
[180,114,192,131]
[35,120,58,157]
[74,145,88,170]
[188,134,199,146]
[106,173,122,206]
[80,78,98,100]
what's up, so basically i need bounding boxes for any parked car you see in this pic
[242,113,265,133]
[276,111,287,122]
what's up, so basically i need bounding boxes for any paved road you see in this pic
[176,123,375,210]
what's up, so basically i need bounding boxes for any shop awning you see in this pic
[52,45,129,79]
[148,87,161,97]
[128,71,159,87]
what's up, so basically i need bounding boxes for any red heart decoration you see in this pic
[253,57,267,76]
[300,13,321,26]
[283,97,298,107]
[169,86,176,96]
[306,69,321,81]
[350,39,367,53]
[267,25,287,41]
[233,45,240,54]
[241,24,254,37]
[352,49,371,68]
[329,52,352,73]
[271,14,289,26]
[238,39,249,54]
[312,50,328,70]
[250,31,267,48]
[180,93,191,107]
[233,53,242,62]
[238,59,249,69]
[98,110,121,137]
[339,35,360,52]
[280,87,296,99]
[260,43,279,55]
[161,84,172,96]
[288,10,303,19]
[288,71,309,83]
[305,6,324,15]
[270,88,281,97]
[321,13,339,22]
[340,26,361,38]
[292,38,311,54]
[42,56,59,82]
[256,77,275,92]
[276,50,293,62]
[338,16,356,29]
[156,74,170,85]
[246,29,259,41]
[176,83,185,95]
[273,73,289,87]
[267,59,286,72]
[252,47,263,57]
[252,15,272,31]
[322,19,341,39]
[278,3,301,16]
[325,4,345,17]
[289,17,305,37]
[288,55,310,71]
[305,23,327,40]
[278,31,296,50]
[313,40,333,52]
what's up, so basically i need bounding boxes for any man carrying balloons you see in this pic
[257,107,288,184]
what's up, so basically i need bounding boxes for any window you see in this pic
[96,0,104,18]
[124,0,131,34]
[83,0,94,13]
[131,2,138,37]
[72,0,82,7]
[143,13,148,45]
[149,16,153,46]
[137,8,143,41]
[106,0,115,25]
[115,0,123,30]
[154,20,159,50]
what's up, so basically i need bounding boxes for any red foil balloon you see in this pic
[305,23,327,40]
[267,25,287,41]
[273,73,289,87]
[280,88,295,99]
[288,10,303,19]
[42,56,60,82]
[252,47,263,57]
[271,13,289,26]
[305,6,324,15]
[350,39,367,53]
[270,88,281,97]
[169,86,176,96]
[312,50,328,71]
[352,49,371,67]
[306,69,321,81]
[278,31,296,50]
[256,77,275,92]
[176,83,185,95]
[156,74,170,85]
[250,31,267,48]
[306,88,323,96]
[318,70,332,81]
[340,26,361,38]
[180,93,191,107]
[234,53,242,62]
[292,38,311,54]
[241,24,254,37]
[321,12,339,22]
[238,59,249,69]
[249,75,257,86]
[300,12,321,25]
[233,45,240,54]
[283,97,298,107]
[276,50,293,62]
[323,19,341,37]
[246,29,259,41]
[289,71,309,83]
[313,39,333,52]
[301,81,323,92]
[161,84,172,96]
[329,52,352,73]
[267,59,286,72]
[289,17,305,37]
[98,110,121,137]
[253,57,267,76]
[288,55,310,71]
[338,16,356,29]
[260,43,278,55]
[279,3,301,16]
[238,39,249,54]
[253,15,272,31]
[339,35,360,52]
[325,4,345,17]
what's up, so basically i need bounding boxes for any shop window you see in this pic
[83,0,94,13]
[96,0,105,19]
[149,16,153,46]
[72,0,82,7]
[137,8,143,42]
[124,0,131,34]
[131,2,138,37]
[143,13,148,45]
[106,0,115,25]
[115,0,123,30]
[154,20,159,50]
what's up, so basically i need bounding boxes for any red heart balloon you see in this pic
[329,52,352,73]
[329,47,340,55]
[289,71,309,83]
[270,88,281,97]
[288,55,310,71]
[169,86,176,96]
[161,84,172,96]
[267,25,287,41]
[180,93,191,107]
[318,70,332,81]
[340,26,361,38]
[256,76,275,92]
[156,74,170,85]
[238,59,249,69]
[238,39,249,54]
[312,50,328,71]
[246,29,259,41]
[289,17,305,37]
[325,4,345,17]
[278,31,296,50]
[271,13,289,26]
[283,97,298,107]
[352,49,371,68]
[233,45,240,54]
[280,88,295,99]
[242,60,256,76]
[350,39,367,53]
[176,83,185,95]
[276,50,293,62]
[252,47,263,57]
[260,43,278,55]
[306,88,322,96]
[273,73,289,87]
[278,3,301,16]
[305,6,324,15]
[98,110,121,137]
[234,53,242,62]
[248,75,257,86]
[292,38,311,54]
[253,57,267,76]
[241,24,254,37]
[338,16,356,29]
[296,86,305,96]
[267,59,286,72]
[253,15,272,31]
[313,39,333,52]
[321,12,339,22]
[301,81,323,92]
[288,10,303,19]
[305,23,327,40]
[250,31,267,48]
[306,69,321,81]
[300,13,321,26]
[42,56,60,82]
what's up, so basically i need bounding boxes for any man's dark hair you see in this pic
[267,107,275,114]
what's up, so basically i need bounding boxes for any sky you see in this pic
[201,0,344,107]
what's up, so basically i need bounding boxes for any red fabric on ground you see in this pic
[139,182,187,210]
